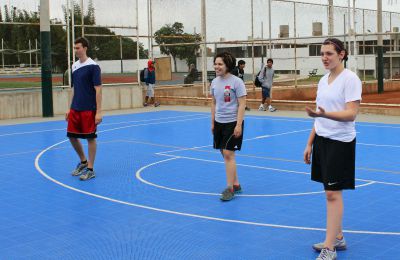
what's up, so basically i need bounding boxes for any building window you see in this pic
[309,44,319,56]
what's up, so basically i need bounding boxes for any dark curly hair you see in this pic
[213,52,236,73]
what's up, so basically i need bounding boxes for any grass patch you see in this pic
[0,82,62,89]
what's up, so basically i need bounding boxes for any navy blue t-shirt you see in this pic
[71,58,102,111]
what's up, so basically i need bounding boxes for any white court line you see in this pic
[35,142,400,236]
[0,127,69,137]
[23,116,208,159]
[33,114,400,236]
[357,123,400,129]
[0,113,205,137]
[157,129,311,155]
[0,143,107,158]
[249,117,312,123]
[105,138,400,175]
[358,143,400,148]
[247,129,311,139]
[29,116,209,157]
[135,156,376,197]
[160,154,309,175]
[357,178,400,187]
[2,111,399,138]
[99,116,209,134]
[357,167,400,175]
[99,113,202,127]
[252,135,270,139]
[247,116,400,129]
[109,139,400,175]
[0,139,150,158]
[160,155,400,185]
[0,138,191,158]
[110,139,400,174]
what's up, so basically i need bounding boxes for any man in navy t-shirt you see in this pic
[66,37,102,181]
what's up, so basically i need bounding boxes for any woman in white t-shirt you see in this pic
[303,38,362,260]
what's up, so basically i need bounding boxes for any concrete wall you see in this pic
[153,80,400,102]
[154,96,400,116]
[154,81,400,116]
[174,59,190,73]
[149,84,204,97]
[0,84,143,120]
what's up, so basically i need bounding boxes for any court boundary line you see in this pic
[156,129,311,155]
[358,142,400,148]
[33,113,400,236]
[4,110,400,137]
[135,156,376,197]
[35,143,400,236]
[0,113,205,137]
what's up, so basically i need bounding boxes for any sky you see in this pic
[1,0,400,45]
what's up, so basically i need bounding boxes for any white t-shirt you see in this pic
[314,69,362,142]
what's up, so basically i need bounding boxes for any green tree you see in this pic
[2,5,12,45]
[87,0,95,24]
[154,22,201,72]
[3,5,10,22]
[0,5,67,71]
[0,5,41,67]
[0,3,146,72]
[0,7,4,43]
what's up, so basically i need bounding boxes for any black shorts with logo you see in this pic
[213,121,244,151]
[311,134,356,191]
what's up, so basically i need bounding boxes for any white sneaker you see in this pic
[313,237,347,252]
[258,105,266,111]
[269,106,277,112]
[316,248,337,260]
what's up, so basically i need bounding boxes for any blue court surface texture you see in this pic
[1,110,399,259]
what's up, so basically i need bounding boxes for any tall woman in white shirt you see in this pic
[304,38,362,260]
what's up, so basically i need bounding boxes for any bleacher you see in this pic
[0,67,41,75]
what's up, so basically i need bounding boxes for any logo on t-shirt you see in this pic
[224,86,231,102]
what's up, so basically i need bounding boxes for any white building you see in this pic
[214,32,400,78]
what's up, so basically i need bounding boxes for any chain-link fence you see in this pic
[0,0,140,89]
[0,0,399,99]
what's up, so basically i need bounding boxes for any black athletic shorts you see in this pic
[213,121,244,151]
[311,134,356,191]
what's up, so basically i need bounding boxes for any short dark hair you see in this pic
[238,60,246,66]
[323,38,348,62]
[267,58,273,64]
[213,52,236,73]
[74,37,89,49]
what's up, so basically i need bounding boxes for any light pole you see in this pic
[328,0,334,35]
[40,0,54,117]
[201,0,207,95]
[377,0,384,93]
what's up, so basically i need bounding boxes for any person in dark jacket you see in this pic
[184,63,198,84]
[232,60,250,111]
[144,59,160,107]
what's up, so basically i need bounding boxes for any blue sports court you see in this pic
[1,110,399,259]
